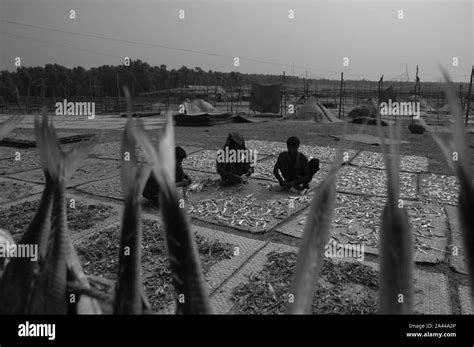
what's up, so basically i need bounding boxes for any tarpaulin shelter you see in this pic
[249,83,282,113]
[295,96,342,122]
[380,86,397,103]
[174,98,231,126]
[183,98,218,115]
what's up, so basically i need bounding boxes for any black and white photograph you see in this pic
[0,0,473,344]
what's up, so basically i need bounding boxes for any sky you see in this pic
[0,0,472,82]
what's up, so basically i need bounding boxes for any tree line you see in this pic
[0,60,312,102]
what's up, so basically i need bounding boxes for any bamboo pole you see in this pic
[116,73,120,113]
[339,72,344,119]
[465,66,473,125]
[283,71,286,116]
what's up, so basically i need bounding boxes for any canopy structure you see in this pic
[183,98,220,115]
[295,96,342,122]
[174,98,231,126]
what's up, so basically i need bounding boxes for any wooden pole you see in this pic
[343,80,346,119]
[465,66,473,125]
[305,70,308,98]
[230,80,233,114]
[378,75,383,104]
[116,73,120,113]
[339,72,344,119]
[283,71,286,116]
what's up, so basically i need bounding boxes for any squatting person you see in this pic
[216,132,254,185]
[142,146,191,207]
[273,136,320,190]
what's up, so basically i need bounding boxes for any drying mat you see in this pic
[186,179,313,233]
[89,141,143,161]
[420,173,459,206]
[277,194,448,264]
[413,270,451,314]
[0,192,121,243]
[157,225,268,314]
[458,286,473,314]
[446,205,467,274]
[73,217,235,313]
[246,140,287,156]
[213,241,450,314]
[0,177,44,204]
[0,146,16,160]
[211,242,297,314]
[9,158,121,188]
[334,133,409,146]
[336,165,418,200]
[246,139,352,163]
[89,142,204,161]
[183,149,267,173]
[350,151,429,173]
[0,131,94,148]
[0,149,41,175]
[357,262,451,314]
[76,170,219,201]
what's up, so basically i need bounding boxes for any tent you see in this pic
[183,98,219,115]
[174,98,231,126]
[295,96,342,122]
[249,83,282,113]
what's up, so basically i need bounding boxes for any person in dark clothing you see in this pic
[216,132,253,185]
[273,136,320,190]
[142,146,191,207]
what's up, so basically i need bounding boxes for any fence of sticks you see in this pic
[0,72,472,314]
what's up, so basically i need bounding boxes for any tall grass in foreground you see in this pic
[377,122,414,314]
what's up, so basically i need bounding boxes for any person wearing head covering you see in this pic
[216,132,253,185]
[273,136,320,190]
[142,146,191,207]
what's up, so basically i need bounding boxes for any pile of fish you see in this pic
[420,173,459,205]
[351,151,429,173]
[182,150,218,172]
[336,166,418,199]
[246,140,287,156]
[187,192,313,231]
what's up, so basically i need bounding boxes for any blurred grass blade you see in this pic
[421,69,474,298]
[377,120,414,314]
[136,112,212,314]
[28,113,99,314]
[285,122,346,314]
[114,91,152,314]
